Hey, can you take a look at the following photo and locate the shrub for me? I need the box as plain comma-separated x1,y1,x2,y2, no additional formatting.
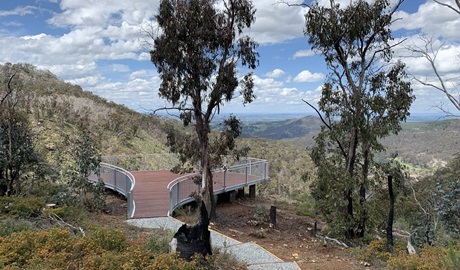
294,193,316,216
0,219,31,237
144,229,174,256
253,204,268,224
387,245,453,270
0,196,45,218
0,227,75,268
150,253,198,270
84,226,127,252
43,205,87,224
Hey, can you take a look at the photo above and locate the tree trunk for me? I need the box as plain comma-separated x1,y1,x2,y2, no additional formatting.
170,203,212,261
197,115,215,219
357,149,369,238
346,189,355,239
345,127,359,239
386,175,394,252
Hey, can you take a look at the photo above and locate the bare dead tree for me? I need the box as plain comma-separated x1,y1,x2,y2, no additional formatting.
433,0,460,15
405,36,460,114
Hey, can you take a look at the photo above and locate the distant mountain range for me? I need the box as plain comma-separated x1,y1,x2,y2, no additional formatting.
240,115,322,139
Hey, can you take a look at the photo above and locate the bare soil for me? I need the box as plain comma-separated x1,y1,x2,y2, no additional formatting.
206,196,372,270
99,193,374,270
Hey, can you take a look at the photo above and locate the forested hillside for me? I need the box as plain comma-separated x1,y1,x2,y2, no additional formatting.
241,115,460,177
2,62,460,269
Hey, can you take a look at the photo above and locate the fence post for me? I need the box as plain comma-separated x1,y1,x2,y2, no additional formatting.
113,169,117,191
245,166,248,185
223,169,227,191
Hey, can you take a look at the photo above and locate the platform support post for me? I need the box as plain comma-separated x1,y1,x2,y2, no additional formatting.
249,185,256,199
237,188,245,199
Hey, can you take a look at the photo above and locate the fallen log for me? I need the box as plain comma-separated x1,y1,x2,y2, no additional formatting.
170,203,212,261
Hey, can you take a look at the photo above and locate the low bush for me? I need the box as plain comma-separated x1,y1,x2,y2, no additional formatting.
387,244,460,270
0,219,31,237
43,205,87,224
0,196,45,218
0,225,247,270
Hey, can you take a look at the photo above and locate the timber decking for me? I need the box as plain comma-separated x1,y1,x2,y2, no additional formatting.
130,170,258,219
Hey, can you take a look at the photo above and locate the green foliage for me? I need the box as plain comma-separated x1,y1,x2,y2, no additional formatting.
294,193,316,217
240,138,315,196
0,196,45,218
0,226,245,270
150,0,259,216
43,205,87,224
305,0,414,239
253,204,268,223
0,219,31,237
433,155,460,237
0,66,43,196
65,123,106,212
144,230,174,256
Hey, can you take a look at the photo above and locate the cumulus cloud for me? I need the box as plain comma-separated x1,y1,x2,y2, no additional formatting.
245,0,308,44
265,69,285,78
393,1,460,40
294,70,325,83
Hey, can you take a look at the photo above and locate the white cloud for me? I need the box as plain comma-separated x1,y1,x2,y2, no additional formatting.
293,49,316,59
265,68,285,78
294,70,325,83
246,0,308,44
0,6,37,17
393,1,460,40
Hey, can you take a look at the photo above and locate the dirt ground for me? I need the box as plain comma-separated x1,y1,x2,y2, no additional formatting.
100,193,373,270
204,196,372,270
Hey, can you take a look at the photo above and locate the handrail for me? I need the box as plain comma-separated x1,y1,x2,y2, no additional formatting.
167,158,269,215
88,162,136,219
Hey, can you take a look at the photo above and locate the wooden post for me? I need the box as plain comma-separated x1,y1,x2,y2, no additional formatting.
249,185,256,199
270,205,276,227
237,188,245,199
229,190,237,202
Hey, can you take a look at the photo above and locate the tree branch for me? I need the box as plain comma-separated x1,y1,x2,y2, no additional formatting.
1,73,16,105
406,36,460,112
302,99,347,158
433,0,460,15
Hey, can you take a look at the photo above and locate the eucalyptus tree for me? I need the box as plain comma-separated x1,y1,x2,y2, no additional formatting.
304,0,415,239
0,64,38,196
150,0,258,217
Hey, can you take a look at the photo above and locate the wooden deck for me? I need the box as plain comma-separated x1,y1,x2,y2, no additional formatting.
131,170,176,218
130,170,259,219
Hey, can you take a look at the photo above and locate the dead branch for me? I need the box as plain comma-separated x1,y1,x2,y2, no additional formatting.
433,0,460,15
318,234,349,248
48,213,86,237
1,73,16,105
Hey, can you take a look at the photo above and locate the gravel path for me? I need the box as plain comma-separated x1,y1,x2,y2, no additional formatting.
128,217,300,270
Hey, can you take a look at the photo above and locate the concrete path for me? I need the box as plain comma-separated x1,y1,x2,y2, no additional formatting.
128,217,300,270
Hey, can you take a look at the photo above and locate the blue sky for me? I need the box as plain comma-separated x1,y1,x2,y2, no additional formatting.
0,0,459,115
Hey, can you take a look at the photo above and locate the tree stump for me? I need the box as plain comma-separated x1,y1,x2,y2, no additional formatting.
170,203,212,261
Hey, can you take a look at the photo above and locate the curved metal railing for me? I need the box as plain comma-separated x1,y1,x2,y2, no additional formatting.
88,162,136,219
167,158,269,216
